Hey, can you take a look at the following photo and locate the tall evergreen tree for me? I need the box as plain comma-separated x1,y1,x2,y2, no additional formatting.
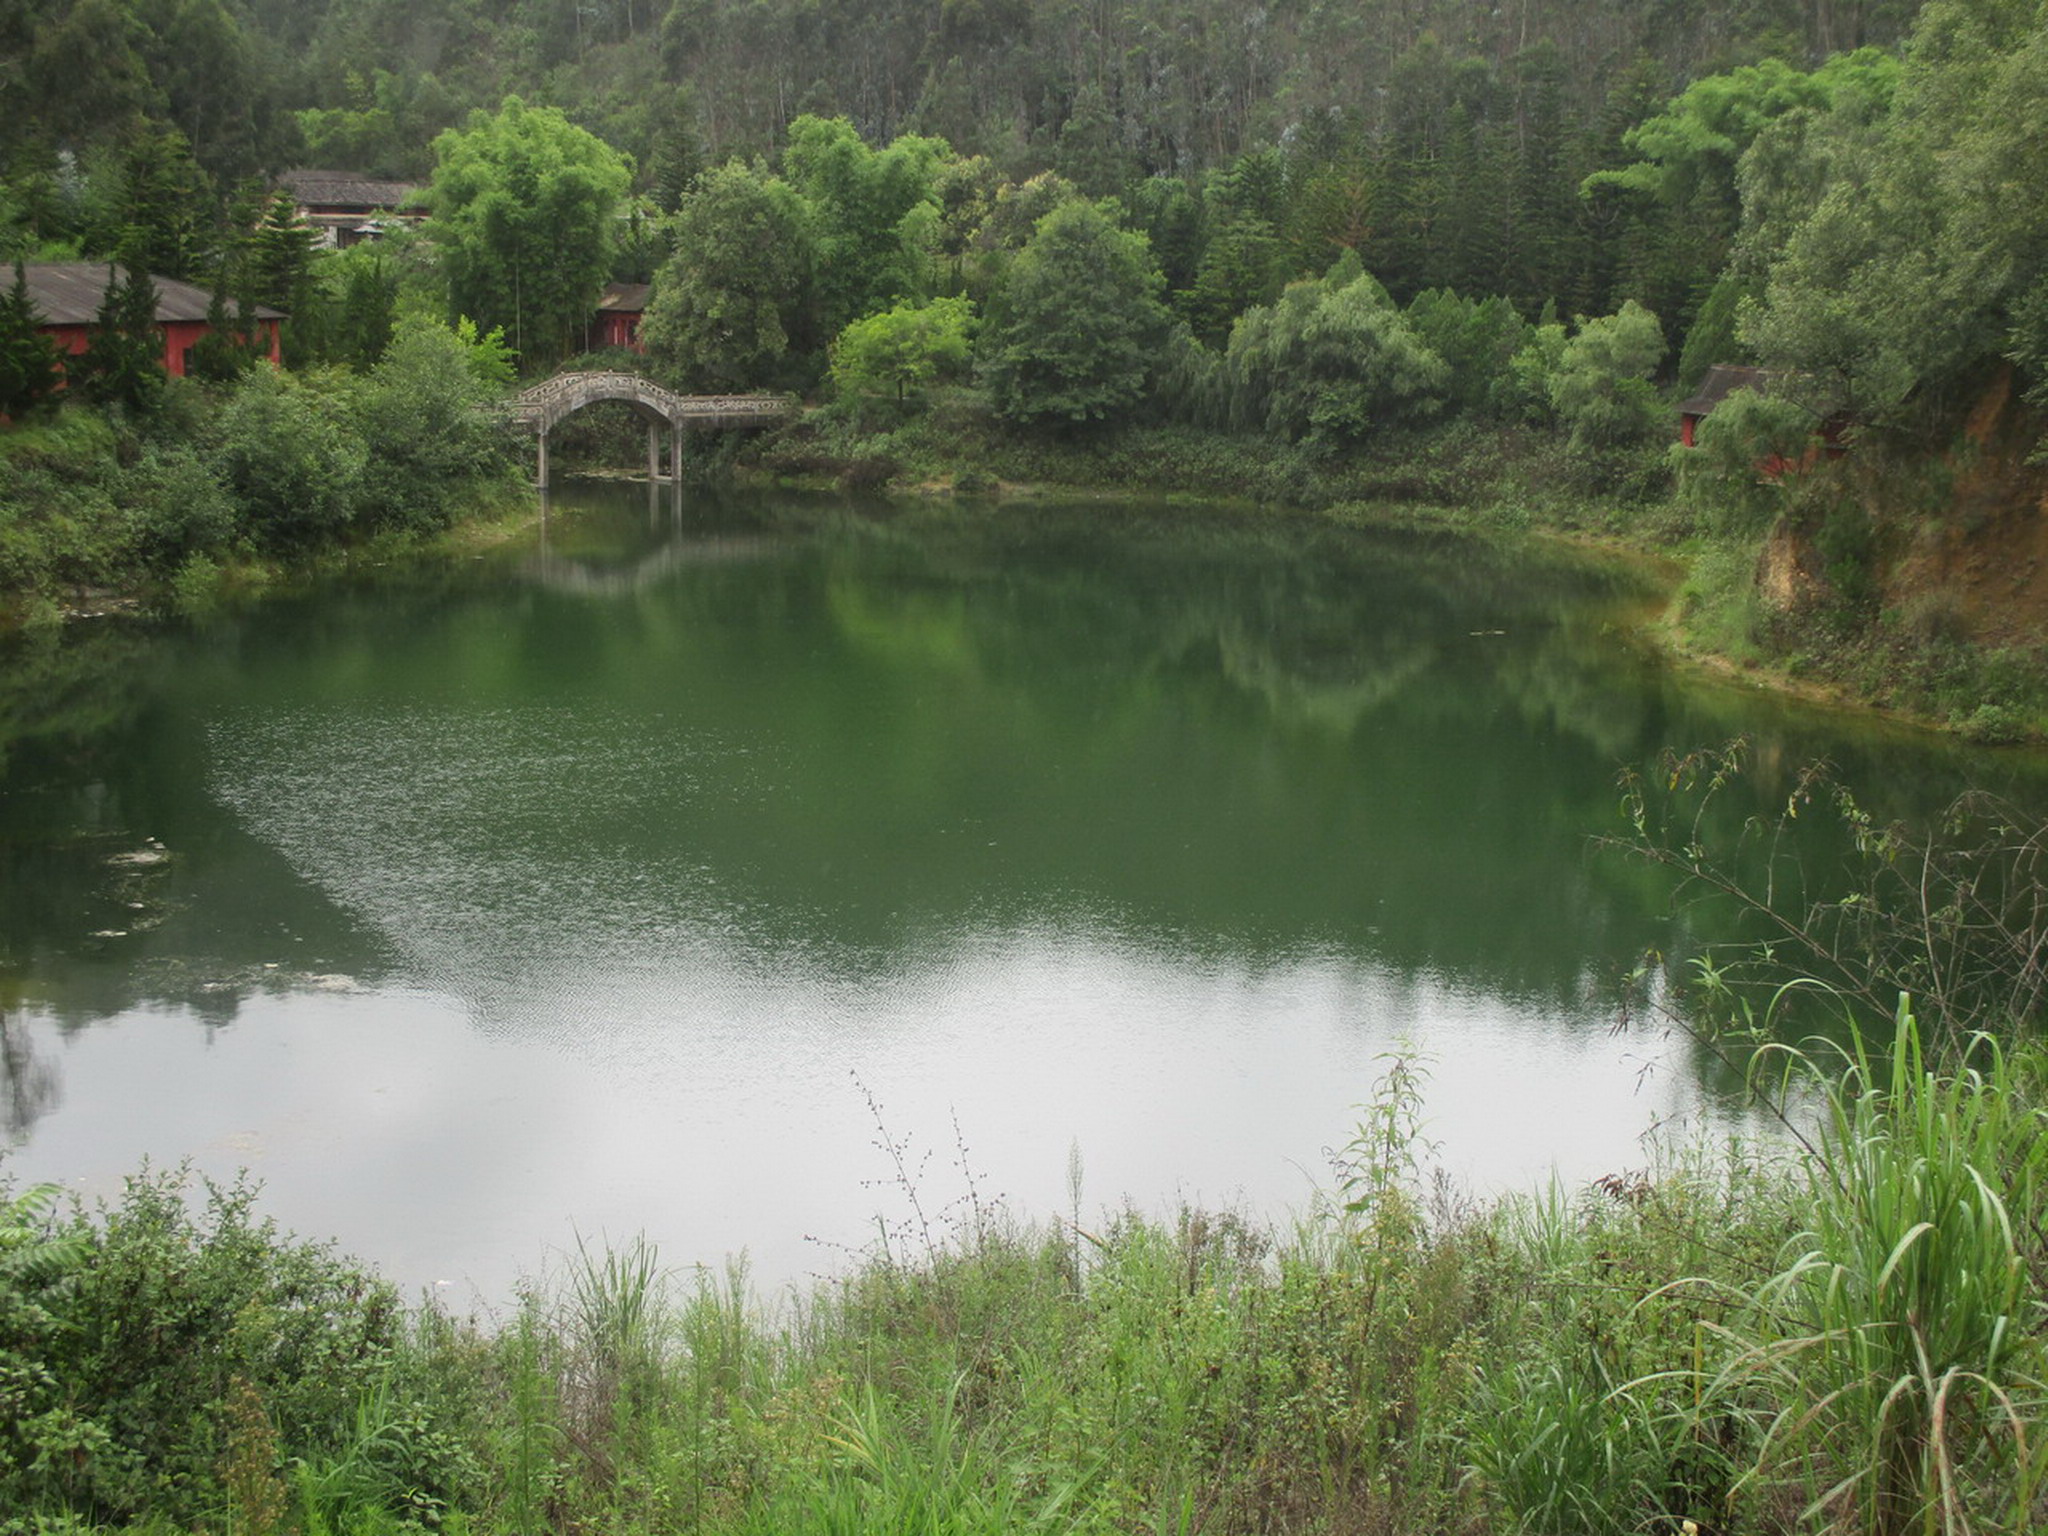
0,260,64,418
78,261,163,413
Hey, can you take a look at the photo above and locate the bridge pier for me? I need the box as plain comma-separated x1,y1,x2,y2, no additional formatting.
646,423,659,483
536,430,550,490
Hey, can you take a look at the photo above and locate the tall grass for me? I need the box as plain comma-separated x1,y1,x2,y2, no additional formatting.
1710,998,2047,1535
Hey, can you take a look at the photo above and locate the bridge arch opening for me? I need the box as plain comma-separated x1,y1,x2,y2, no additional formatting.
508,370,791,488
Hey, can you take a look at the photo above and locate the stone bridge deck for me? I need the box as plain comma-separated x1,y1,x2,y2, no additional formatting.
508,371,791,435
507,370,792,486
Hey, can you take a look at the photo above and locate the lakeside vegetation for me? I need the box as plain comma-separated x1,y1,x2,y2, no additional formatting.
6,752,2048,1535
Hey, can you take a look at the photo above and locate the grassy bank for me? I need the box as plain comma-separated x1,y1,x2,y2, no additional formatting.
2,996,2042,1536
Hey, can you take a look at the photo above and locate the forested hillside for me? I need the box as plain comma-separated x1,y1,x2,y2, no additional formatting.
3,0,1926,334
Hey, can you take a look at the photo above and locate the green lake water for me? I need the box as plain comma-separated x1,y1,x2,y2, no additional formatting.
3,482,2042,1299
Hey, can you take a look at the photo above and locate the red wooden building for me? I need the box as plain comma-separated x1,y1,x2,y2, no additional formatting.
590,282,650,352
23,262,284,378
1677,363,1771,448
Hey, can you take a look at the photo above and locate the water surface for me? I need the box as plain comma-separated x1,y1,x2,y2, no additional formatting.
3,485,2040,1299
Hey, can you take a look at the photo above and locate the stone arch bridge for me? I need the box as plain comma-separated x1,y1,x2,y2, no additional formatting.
508,370,792,487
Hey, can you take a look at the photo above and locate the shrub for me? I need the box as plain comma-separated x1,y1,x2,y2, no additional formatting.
353,320,514,534
117,444,238,574
1550,301,1668,451
209,367,366,553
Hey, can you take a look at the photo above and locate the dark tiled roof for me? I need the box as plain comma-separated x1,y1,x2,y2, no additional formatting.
20,262,283,326
1680,363,1772,418
598,281,651,314
278,169,422,211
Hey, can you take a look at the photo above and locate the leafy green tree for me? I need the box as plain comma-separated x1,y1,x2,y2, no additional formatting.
980,199,1168,427
1053,82,1133,199
0,261,64,418
1672,385,1816,533
210,367,365,551
830,296,975,401
1588,52,1898,216
1225,262,1448,443
1549,299,1667,449
77,262,163,415
248,191,318,316
641,159,813,390
354,319,514,533
185,267,258,383
425,96,631,364
647,85,705,213
1674,269,1754,389
1185,151,1288,341
323,246,401,371
1405,287,1529,420
1506,316,1570,425
1587,50,1901,343
85,130,210,282
781,116,950,338
117,444,238,573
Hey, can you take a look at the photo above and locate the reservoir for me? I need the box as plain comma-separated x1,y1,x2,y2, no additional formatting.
2,483,2039,1301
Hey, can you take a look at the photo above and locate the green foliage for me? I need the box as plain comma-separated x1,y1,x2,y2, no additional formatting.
1549,300,1667,451
1184,151,1288,341
1674,269,1752,388
643,160,814,391
209,367,366,552
0,261,64,419
1591,52,1900,210
1224,266,1448,444
3,1168,416,1528
353,318,515,534
1404,287,1528,421
426,96,632,365
115,443,237,573
0,1183,98,1517
1713,1002,2045,1536
77,263,163,417
328,247,401,372
981,201,1169,428
782,116,951,336
1741,178,1917,418
1736,1,2048,420
830,296,975,403
1672,385,1815,534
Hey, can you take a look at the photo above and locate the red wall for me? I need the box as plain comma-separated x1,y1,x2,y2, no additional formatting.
598,312,644,352
40,319,285,379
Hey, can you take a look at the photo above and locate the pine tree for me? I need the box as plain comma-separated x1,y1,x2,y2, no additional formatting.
79,262,164,414
0,261,64,419
188,263,256,382
248,191,318,314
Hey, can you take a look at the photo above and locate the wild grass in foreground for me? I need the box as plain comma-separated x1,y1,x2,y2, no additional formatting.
3,994,2045,1536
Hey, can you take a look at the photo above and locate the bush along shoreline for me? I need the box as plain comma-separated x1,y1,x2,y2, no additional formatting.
0,319,526,627
5,754,2048,1536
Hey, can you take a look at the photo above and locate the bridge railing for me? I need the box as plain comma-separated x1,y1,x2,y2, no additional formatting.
507,370,792,428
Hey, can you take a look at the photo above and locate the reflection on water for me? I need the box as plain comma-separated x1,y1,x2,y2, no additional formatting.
2,484,2045,1299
